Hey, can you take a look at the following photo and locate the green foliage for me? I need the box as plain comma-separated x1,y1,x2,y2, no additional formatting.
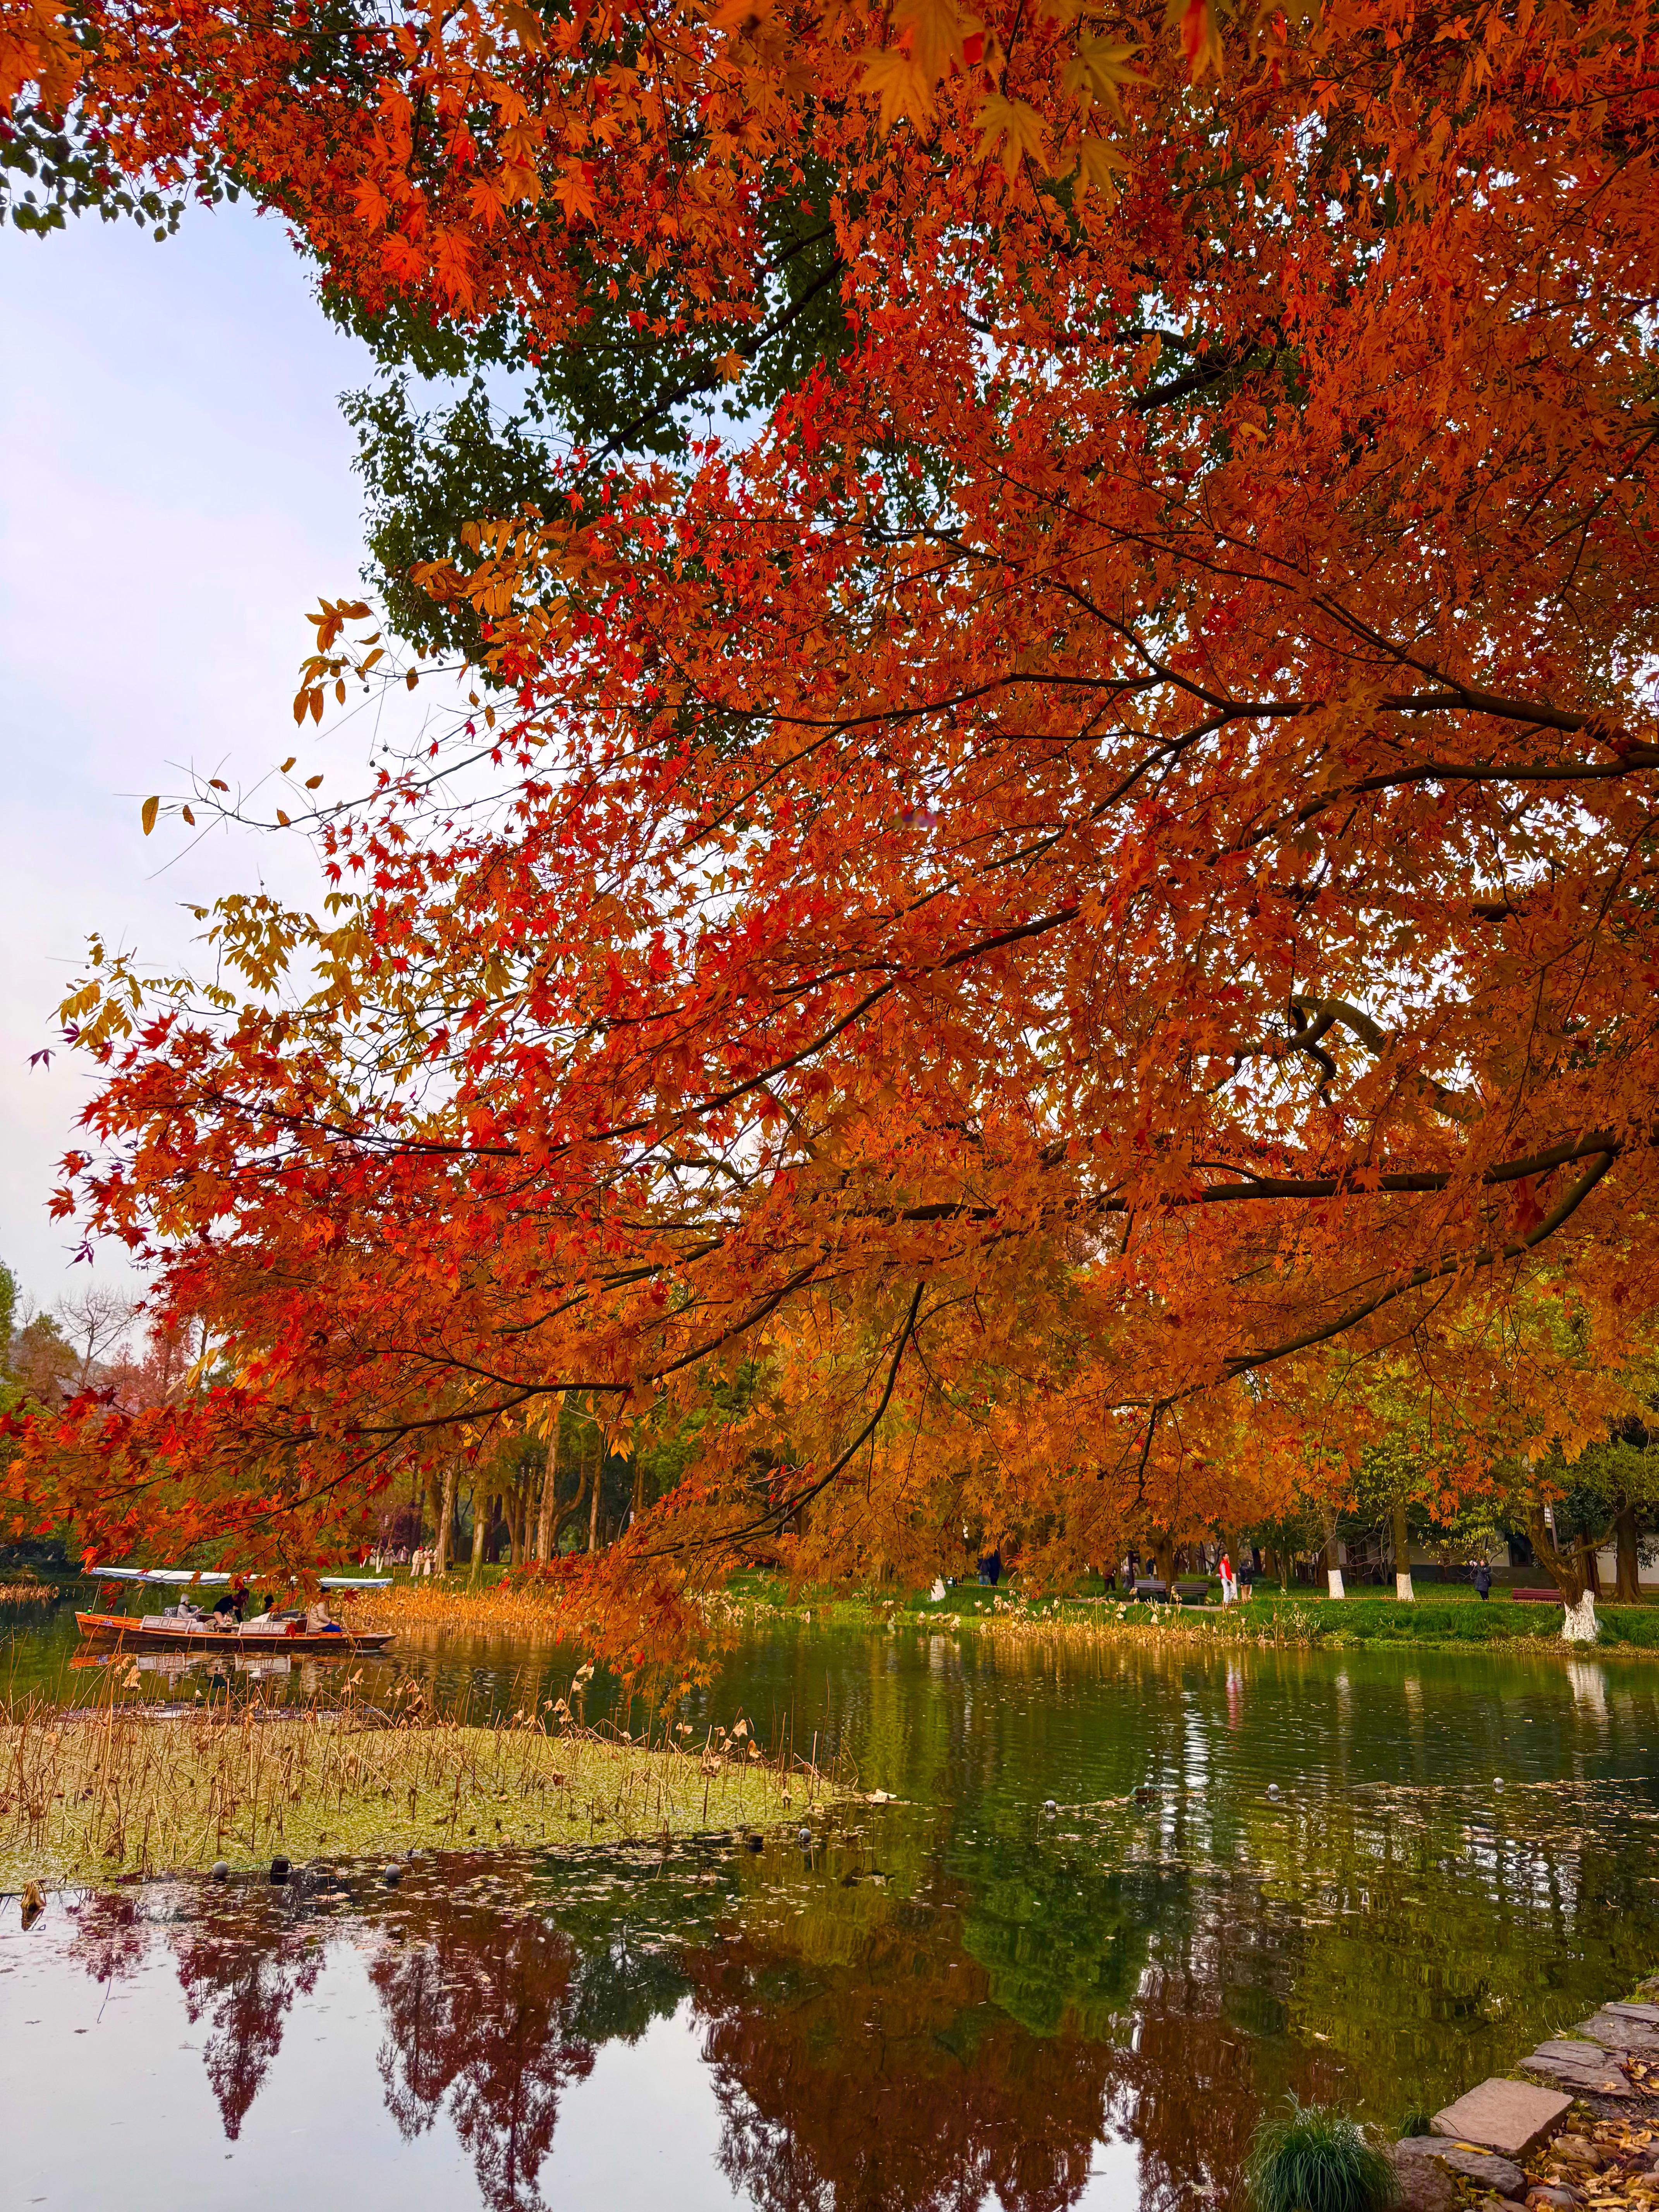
1,97,194,237
330,161,850,658
1246,2100,1398,2212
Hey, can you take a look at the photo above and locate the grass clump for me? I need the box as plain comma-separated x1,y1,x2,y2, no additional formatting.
1247,2099,1398,2212
1,1695,836,1887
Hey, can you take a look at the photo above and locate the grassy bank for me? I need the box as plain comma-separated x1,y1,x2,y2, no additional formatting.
43,1560,1659,1660
723,1573,1659,1654
0,1703,833,1887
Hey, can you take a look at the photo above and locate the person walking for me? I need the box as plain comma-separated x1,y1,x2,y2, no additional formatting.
1219,1550,1235,1605
1474,1561,1492,1601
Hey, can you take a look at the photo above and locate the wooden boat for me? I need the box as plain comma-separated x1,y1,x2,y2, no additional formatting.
76,1611,395,1655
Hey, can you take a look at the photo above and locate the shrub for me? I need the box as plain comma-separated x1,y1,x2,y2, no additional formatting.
1247,2099,1399,2212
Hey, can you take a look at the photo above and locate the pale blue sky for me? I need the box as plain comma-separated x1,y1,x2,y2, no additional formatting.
1,203,382,1308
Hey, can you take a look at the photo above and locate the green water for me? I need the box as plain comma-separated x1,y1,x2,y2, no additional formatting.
4,1605,1659,2212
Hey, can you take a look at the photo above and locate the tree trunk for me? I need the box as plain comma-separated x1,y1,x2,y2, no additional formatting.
630,1455,644,1531
469,1485,487,1584
1391,1497,1414,1601
435,1464,459,1577
1324,1521,1345,1599
588,1430,604,1553
1587,1534,1605,1596
1523,1501,1589,1604
534,1401,564,1562
551,1460,588,1556
1615,1497,1642,1605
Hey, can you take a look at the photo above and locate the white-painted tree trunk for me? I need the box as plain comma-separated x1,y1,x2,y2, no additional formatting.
1562,1590,1599,1643
1327,1568,1346,1599
1395,1571,1415,1601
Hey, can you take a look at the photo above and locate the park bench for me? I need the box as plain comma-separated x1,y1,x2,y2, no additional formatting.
1511,1588,1565,1603
1132,1578,1168,1601
1174,1581,1212,1605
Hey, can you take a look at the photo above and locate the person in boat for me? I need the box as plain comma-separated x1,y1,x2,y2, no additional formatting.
210,1585,247,1627
302,1599,344,1635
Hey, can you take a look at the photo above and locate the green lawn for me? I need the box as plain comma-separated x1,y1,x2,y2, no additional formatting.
723,1569,1659,1650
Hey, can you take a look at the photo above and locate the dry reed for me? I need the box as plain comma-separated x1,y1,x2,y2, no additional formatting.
352,1580,583,1642
1,1690,832,1888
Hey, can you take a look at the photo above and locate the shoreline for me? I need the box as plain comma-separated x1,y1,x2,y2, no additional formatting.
13,1568,1659,1662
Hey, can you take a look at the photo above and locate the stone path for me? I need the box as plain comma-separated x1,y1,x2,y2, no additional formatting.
1389,1990,1659,2212
1521,2004,1659,2102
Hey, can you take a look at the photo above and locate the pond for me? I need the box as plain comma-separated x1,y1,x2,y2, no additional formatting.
5,1604,1659,2212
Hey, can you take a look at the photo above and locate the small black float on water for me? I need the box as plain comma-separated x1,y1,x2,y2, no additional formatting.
268,1855,291,1883
210,1861,230,1882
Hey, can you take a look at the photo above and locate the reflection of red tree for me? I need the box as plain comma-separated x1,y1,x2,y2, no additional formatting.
172,1898,322,2140
1123,1971,1262,2212
370,1877,592,2212
688,1925,1113,2212
66,1891,151,1988
1117,1924,1342,2212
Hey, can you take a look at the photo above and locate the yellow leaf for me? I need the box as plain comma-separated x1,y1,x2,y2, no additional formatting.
893,0,974,80
141,796,159,838
276,809,291,827
310,692,324,725
1062,36,1147,121
718,350,747,383
1072,133,1131,197
180,804,196,826
975,94,1047,180
406,670,420,691
334,679,347,706
208,777,228,791
280,756,297,774
304,774,325,790
711,0,775,29
501,0,547,50
292,692,309,725
860,46,934,130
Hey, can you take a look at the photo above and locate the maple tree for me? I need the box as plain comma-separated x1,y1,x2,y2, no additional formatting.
5,0,1659,1641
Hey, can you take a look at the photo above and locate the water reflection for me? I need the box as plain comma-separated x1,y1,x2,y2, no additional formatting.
7,1630,1659,2212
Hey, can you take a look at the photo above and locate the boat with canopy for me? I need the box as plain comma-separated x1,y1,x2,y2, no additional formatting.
74,1565,397,1654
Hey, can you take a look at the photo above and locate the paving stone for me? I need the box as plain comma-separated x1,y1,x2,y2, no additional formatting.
1577,2013,1659,2056
1394,2137,1527,2195
1602,2004,1659,2028
1525,2043,1634,2098
1432,2080,1576,2158
1392,2151,1458,2212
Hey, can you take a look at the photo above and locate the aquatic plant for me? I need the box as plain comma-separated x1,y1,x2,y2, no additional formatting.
0,1684,836,1887
1246,2099,1398,2212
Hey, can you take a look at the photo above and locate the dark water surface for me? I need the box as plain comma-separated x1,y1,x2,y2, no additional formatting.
5,1604,1659,2212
